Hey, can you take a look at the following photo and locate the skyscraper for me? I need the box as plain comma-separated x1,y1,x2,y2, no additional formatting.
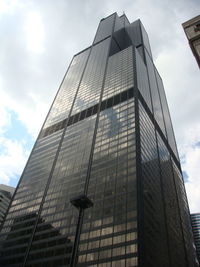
0,13,198,266
0,184,15,227
191,213,200,261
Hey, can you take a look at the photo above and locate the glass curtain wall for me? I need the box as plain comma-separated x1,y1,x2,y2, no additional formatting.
0,12,197,267
78,100,137,267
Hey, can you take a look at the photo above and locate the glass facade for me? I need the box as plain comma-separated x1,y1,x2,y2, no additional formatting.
44,48,91,129
0,12,198,267
72,38,111,115
191,213,200,262
103,46,134,101
78,100,137,266
139,103,169,267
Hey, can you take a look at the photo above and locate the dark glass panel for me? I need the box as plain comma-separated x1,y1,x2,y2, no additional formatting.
191,213,200,262
140,23,152,58
125,20,142,48
171,160,198,265
155,68,179,159
109,38,121,56
0,130,62,266
136,45,145,61
119,14,130,27
94,14,115,44
114,15,124,32
103,46,134,100
145,50,166,137
112,28,132,54
139,102,170,266
135,49,152,112
157,132,187,266
72,38,111,115
27,115,97,266
44,48,90,129
78,99,137,266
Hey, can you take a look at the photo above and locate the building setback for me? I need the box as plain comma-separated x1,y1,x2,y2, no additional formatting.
191,213,200,262
0,13,198,266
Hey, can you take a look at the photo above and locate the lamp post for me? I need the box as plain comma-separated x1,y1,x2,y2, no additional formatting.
70,194,93,267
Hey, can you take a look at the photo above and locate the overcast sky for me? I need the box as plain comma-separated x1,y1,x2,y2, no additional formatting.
0,0,199,213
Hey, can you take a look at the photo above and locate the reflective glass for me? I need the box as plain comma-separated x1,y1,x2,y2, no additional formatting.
103,46,134,100
78,99,137,266
139,102,170,266
0,13,196,267
140,23,152,58
44,48,90,128
135,48,152,111
145,50,166,137
157,132,186,266
125,20,142,48
94,14,115,43
114,14,124,31
26,115,97,266
155,68,178,159
0,130,62,265
171,160,198,265
72,38,111,115
119,14,130,27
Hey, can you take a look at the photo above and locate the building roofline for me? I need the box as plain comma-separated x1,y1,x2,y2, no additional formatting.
182,14,200,28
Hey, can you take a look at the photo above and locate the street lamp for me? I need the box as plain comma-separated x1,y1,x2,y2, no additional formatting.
70,194,93,267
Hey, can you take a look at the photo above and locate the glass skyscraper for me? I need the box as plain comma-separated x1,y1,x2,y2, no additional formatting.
0,13,198,267
191,213,200,262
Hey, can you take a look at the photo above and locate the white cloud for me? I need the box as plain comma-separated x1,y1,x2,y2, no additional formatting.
0,106,11,135
24,11,44,53
7,90,49,138
0,86,48,138
178,124,200,157
178,124,200,213
0,83,12,134
0,137,29,185
0,0,19,15
184,146,200,213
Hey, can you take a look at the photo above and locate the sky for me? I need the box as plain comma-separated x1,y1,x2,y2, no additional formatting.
0,0,200,213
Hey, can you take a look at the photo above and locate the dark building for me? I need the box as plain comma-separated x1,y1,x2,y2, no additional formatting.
182,15,200,68
0,212,73,265
191,213,200,261
0,13,198,266
0,184,15,227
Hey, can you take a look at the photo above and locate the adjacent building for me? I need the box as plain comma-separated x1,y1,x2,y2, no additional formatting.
191,213,200,261
0,13,198,266
182,15,200,68
0,184,15,227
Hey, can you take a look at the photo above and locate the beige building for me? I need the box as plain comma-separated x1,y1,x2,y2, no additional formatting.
183,15,200,68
